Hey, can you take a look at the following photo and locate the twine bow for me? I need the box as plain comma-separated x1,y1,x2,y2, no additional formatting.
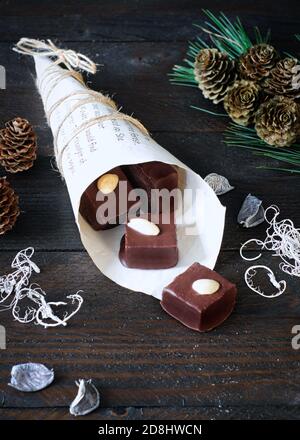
13,37,149,175
13,38,97,74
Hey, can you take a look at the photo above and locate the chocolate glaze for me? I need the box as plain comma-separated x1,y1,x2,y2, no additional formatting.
122,162,178,212
79,167,137,230
161,263,237,332
119,214,178,269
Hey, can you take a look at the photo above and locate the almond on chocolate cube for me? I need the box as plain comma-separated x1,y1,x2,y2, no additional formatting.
119,214,178,269
161,263,237,332
79,167,137,230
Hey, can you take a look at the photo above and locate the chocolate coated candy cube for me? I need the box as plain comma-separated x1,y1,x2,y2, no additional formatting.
161,263,237,331
123,161,178,212
79,167,136,230
119,215,178,269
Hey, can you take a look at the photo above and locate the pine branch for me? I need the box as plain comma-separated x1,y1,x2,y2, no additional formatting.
170,10,270,87
198,10,253,58
169,36,206,87
169,64,198,88
224,123,300,173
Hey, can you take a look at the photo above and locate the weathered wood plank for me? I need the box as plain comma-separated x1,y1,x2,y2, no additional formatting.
0,158,82,251
1,39,299,257
1,0,300,421
0,0,299,43
1,405,300,420
1,41,229,134
0,154,299,251
0,251,299,409
1,36,299,134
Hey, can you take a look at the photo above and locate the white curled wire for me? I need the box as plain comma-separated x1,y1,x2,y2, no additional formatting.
240,205,300,297
0,248,83,328
240,205,300,272
0,247,39,307
263,205,300,277
35,291,84,329
240,238,264,261
245,265,286,298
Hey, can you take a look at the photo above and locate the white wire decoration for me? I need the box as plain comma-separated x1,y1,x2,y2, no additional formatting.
244,265,286,298
0,247,83,328
240,205,300,298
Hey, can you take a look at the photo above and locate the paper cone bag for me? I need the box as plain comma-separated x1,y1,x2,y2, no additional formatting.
15,40,225,300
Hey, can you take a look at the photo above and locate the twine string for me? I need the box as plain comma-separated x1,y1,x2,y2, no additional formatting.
13,38,97,74
13,38,149,174
46,90,117,123
55,112,149,171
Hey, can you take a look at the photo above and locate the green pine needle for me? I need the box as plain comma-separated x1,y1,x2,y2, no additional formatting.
170,10,271,87
198,9,253,58
254,26,271,44
169,36,207,87
191,105,228,116
225,123,300,173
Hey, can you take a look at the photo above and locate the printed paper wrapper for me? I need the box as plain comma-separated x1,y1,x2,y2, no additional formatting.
34,57,226,300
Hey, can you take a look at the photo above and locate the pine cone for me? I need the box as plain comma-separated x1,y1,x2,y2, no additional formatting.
0,118,37,173
0,177,20,235
194,48,237,104
239,44,278,82
255,96,300,147
264,57,300,99
224,80,262,126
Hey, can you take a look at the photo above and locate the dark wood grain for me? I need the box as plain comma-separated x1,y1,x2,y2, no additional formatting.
0,0,300,421
0,252,299,413
3,34,300,133
1,41,241,134
0,0,299,43
1,405,300,420
1,156,300,251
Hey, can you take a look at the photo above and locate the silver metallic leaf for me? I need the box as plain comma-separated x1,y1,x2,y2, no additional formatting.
238,194,265,228
70,379,100,417
9,363,54,392
204,173,234,196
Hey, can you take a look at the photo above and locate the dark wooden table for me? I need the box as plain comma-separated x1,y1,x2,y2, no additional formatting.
0,0,300,421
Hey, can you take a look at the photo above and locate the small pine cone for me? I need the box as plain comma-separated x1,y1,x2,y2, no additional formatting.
264,57,300,99
0,118,37,173
224,80,262,126
194,48,237,104
255,96,300,147
0,177,20,235
239,44,278,82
